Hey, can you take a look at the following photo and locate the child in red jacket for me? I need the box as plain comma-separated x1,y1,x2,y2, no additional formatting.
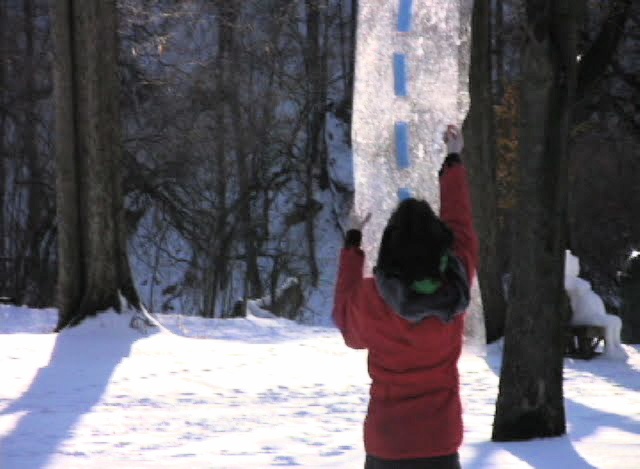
333,125,479,469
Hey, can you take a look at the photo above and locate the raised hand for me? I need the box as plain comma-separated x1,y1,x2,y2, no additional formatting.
347,211,372,232
443,124,463,155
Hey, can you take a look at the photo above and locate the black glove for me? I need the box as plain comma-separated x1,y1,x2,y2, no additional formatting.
439,153,462,177
345,229,362,248
342,212,371,248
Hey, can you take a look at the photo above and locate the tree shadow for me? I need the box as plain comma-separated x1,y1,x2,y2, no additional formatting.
488,342,640,394
565,398,640,441
465,434,598,469
487,343,639,396
466,344,640,468
0,325,137,468
564,344,640,394
466,398,640,468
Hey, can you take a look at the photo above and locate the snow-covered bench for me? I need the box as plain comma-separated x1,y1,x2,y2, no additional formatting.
564,250,626,360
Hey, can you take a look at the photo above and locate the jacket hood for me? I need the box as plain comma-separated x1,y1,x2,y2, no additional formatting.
374,254,470,324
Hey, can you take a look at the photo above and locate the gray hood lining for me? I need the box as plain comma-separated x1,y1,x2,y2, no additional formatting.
374,255,470,324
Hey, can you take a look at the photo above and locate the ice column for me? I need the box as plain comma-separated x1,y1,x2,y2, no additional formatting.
352,0,472,272
352,1,484,346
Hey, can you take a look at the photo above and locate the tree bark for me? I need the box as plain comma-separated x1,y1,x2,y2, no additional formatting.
0,0,7,283
493,0,504,99
465,0,507,343
492,0,578,441
572,0,632,125
342,0,358,141
576,0,632,101
203,1,234,317
302,0,327,287
620,255,640,343
18,0,48,306
221,3,263,299
54,0,140,330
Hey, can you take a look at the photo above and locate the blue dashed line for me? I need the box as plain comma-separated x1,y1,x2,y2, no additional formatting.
393,53,408,97
398,188,413,200
398,0,414,32
395,122,410,169
396,1,413,200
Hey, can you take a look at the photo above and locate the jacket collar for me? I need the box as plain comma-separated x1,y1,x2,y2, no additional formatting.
374,255,470,324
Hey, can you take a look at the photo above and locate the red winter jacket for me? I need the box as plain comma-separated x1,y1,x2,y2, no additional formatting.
332,163,479,459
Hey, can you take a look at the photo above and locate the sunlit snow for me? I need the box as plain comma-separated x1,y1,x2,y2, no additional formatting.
1,306,638,468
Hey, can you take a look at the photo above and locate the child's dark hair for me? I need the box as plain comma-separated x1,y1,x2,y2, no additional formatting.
376,198,454,284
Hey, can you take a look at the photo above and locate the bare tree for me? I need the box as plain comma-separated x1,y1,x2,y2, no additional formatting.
465,0,507,344
492,0,580,441
0,1,8,299
53,0,140,330
0,0,55,306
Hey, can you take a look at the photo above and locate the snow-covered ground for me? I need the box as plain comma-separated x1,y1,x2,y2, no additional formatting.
1,306,638,468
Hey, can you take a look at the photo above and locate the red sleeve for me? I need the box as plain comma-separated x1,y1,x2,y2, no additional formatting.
440,164,479,284
332,247,368,349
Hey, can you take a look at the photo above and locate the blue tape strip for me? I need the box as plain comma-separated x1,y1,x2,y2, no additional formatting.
395,121,410,169
398,188,413,200
393,53,408,97
398,0,413,32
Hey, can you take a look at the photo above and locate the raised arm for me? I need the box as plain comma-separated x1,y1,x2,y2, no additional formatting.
333,246,367,349
332,217,371,349
439,125,479,283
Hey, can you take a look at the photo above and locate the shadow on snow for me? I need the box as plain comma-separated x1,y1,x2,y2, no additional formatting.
0,324,138,468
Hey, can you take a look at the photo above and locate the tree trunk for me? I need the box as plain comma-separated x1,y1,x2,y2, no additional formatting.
492,0,578,441
220,3,262,299
493,0,504,99
201,3,232,318
620,255,640,343
465,0,507,343
575,0,632,104
305,0,329,191
53,0,140,330
17,0,48,306
346,0,358,134
0,0,7,284
302,0,327,287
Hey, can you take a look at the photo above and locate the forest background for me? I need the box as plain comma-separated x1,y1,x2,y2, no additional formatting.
1,0,638,340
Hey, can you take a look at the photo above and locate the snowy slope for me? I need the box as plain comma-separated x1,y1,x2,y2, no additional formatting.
1,306,639,468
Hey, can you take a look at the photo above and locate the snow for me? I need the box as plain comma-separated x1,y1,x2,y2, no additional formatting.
1,305,639,468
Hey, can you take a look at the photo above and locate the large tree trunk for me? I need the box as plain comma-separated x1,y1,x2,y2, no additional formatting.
492,0,578,441
465,0,507,343
54,0,140,331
